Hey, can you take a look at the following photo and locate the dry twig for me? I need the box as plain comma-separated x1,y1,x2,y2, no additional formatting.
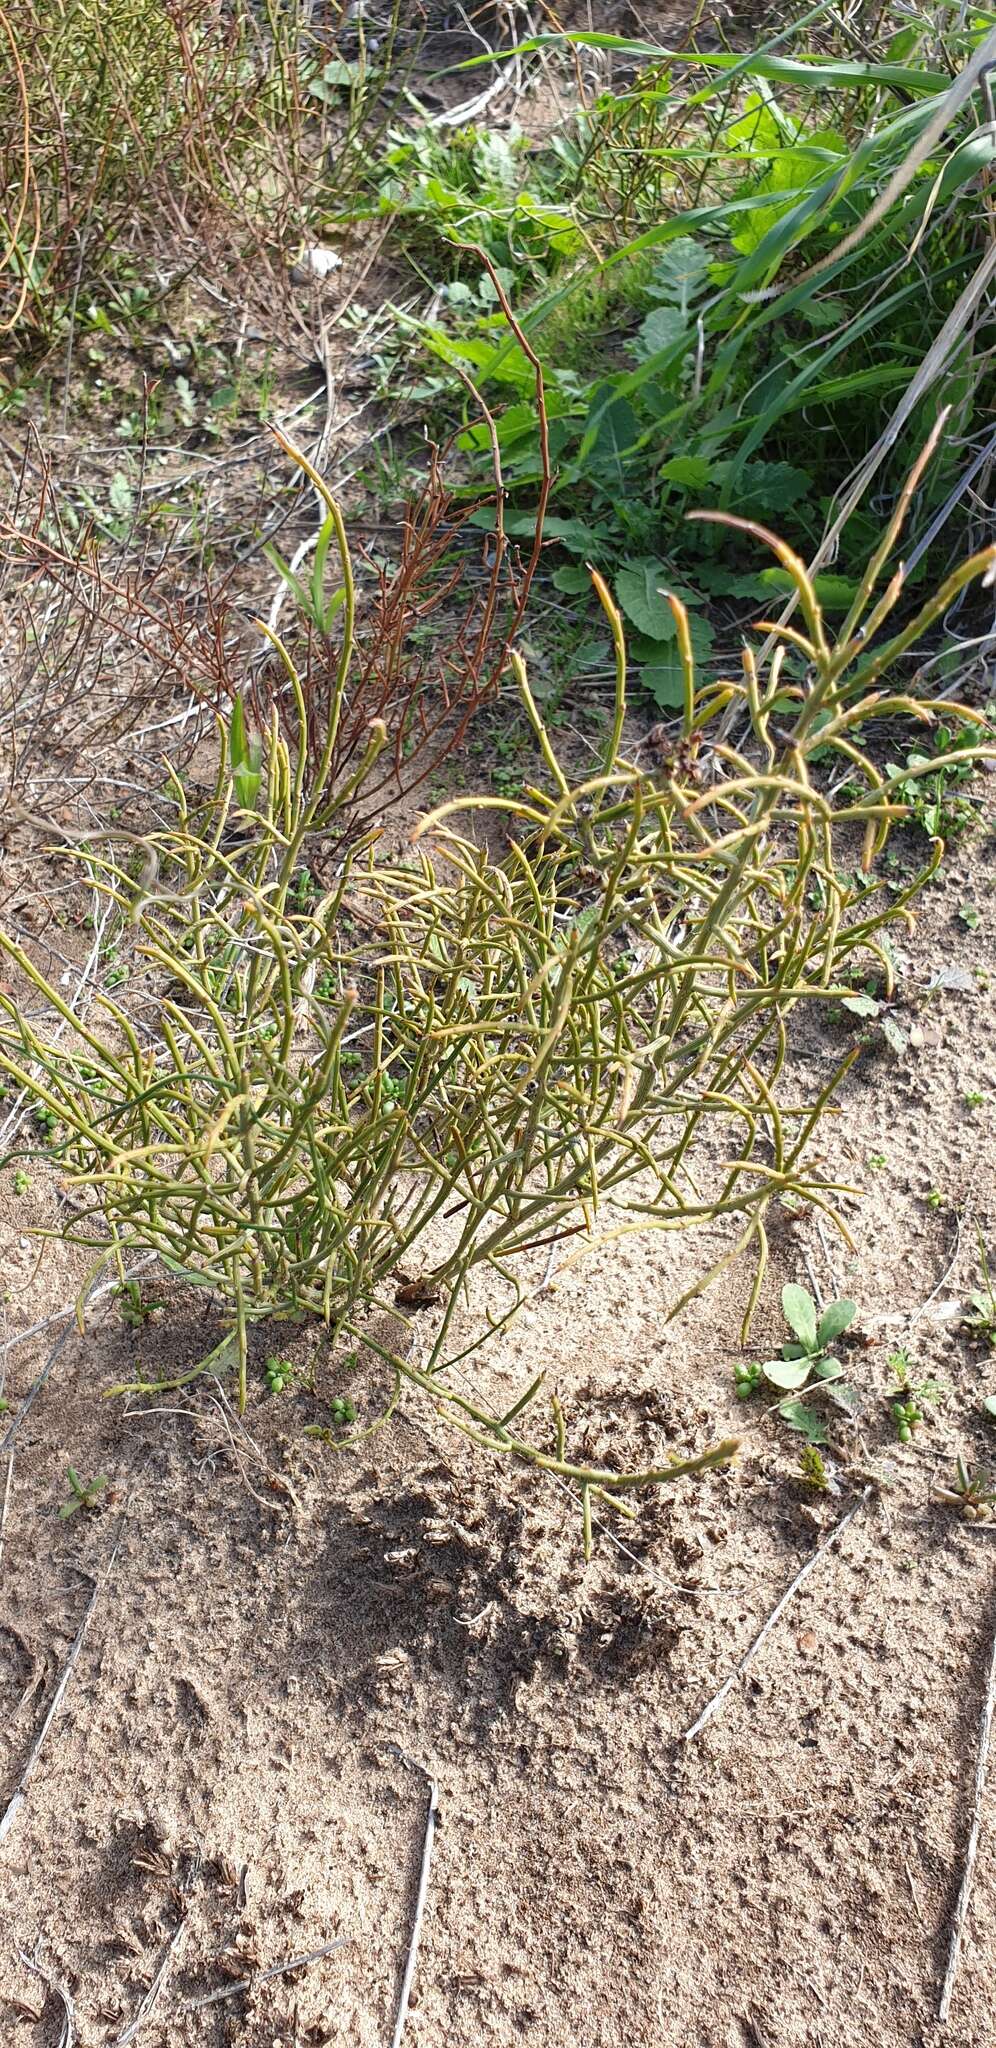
0,1558,112,1847
177,1937,347,2014
389,1745,439,2048
682,1488,874,1741
14,1942,75,2047
938,1595,996,2023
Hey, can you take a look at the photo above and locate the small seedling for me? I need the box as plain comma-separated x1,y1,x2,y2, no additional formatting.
799,1443,829,1490
964,1091,985,1110
958,903,980,932
289,866,317,911
760,1283,857,1395
936,1454,996,1522
115,1280,164,1328
742,1284,859,1441
329,1396,357,1430
926,1188,946,1210
887,1348,944,1440
12,1169,29,1195
34,1105,59,1140
866,1152,888,1170
963,1235,996,1349
59,1467,108,1518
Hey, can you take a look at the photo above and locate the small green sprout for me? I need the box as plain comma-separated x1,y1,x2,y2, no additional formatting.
926,1188,946,1210
963,1234,996,1349
866,1152,888,1170
760,1283,856,1394
964,1090,985,1110
59,1468,108,1518
115,1280,164,1328
936,1455,996,1523
958,903,980,932
887,1348,944,1440
289,866,317,911
34,1105,59,1140
329,1396,356,1429
799,1443,829,1490
12,1169,29,1195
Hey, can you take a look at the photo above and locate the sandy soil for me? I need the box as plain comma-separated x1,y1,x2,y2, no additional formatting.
2,7,996,2042
0,795,994,2048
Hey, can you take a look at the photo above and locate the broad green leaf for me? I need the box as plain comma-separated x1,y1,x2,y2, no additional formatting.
764,1356,812,1391
636,610,715,708
759,569,860,611
782,1283,818,1350
475,130,519,194
639,659,684,709
660,455,715,493
615,559,679,640
880,1015,909,1058
631,305,688,363
841,993,880,1019
817,1298,857,1348
585,394,639,484
812,1356,843,1381
552,564,592,594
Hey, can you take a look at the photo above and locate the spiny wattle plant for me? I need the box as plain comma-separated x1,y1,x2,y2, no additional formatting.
0,442,991,1551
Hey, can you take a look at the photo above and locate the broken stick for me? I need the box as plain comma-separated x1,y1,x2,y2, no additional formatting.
938,1594,996,2023
682,1486,873,1742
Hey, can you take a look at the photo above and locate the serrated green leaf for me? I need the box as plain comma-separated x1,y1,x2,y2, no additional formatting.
777,1400,828,1443
842,993,880,1019
647,237,711,315
817,1298,857,1348
631,305,687,363
660,455,715,492
782,1283,818,1350
109,472,133,519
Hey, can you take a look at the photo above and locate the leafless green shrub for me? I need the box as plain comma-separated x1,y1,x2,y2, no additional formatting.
0,443,991,1546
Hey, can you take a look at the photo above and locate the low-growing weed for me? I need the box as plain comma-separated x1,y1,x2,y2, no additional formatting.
115,1280,164,1329
396,15,996,702
936,1455,996,1522
887,1348,945,1441
736,1283,859,1443
59,1467,108,1518
964,1235,996,1349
